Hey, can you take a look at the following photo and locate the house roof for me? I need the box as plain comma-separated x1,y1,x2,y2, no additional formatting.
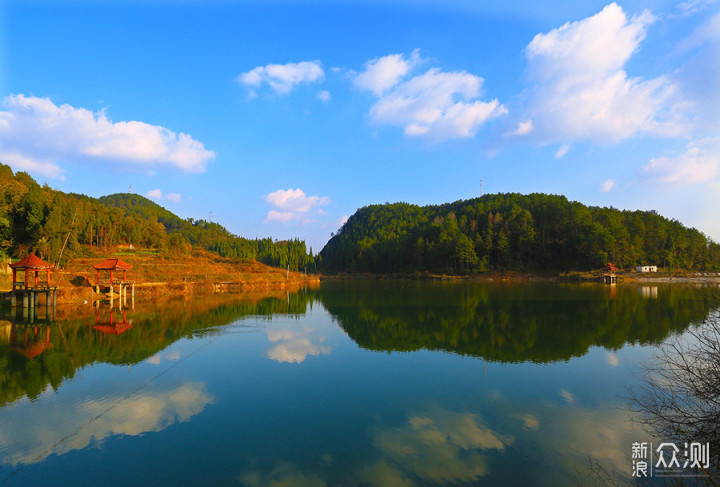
93,258,132,271
9,253,53,270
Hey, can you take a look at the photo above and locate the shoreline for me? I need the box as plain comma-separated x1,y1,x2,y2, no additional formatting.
319,271,720,284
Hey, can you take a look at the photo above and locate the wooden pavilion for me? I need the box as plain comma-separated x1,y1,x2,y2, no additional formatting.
603,262,618,284
10,325,53,360
94,309,132,335
93,258,134,301
9,253,57,308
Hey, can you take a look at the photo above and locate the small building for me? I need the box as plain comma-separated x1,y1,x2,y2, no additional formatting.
603,262,618,284
93,258,132,286
636,265,658,273
10,325,53,360
94,309,132,335
8,253,57,308
9,253,53,290
93,258,135,303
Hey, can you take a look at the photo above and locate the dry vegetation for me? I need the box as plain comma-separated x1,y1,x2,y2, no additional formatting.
1,246,319,303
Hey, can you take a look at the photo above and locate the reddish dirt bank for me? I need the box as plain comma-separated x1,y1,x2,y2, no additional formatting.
2,247,319,304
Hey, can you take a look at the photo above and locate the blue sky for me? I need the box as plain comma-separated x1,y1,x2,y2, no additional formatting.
1,0,718,252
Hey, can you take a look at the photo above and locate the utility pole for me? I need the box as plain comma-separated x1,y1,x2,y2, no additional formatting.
480,178,484,197
209,212,213,223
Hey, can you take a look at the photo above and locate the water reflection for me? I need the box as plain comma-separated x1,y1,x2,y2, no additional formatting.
265,327,331,363
364,409,512,485
0,289,319,408
631,309,720,483
0,282,718,486
0,382,213,467
320,281,720,363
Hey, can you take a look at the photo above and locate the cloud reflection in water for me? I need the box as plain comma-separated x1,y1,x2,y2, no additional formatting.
0,382,213,466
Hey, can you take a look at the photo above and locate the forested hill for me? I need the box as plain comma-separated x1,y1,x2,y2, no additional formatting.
319,193,720,274
0,164,315,270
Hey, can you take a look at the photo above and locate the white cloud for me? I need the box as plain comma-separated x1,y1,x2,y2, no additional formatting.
0,151,64,179
364,410,512,485
507,119,534,136
601,178,615,192
642,137,720,185
555,143,570,158
264,210,295,223
677,0,715,16
0,383,213,466
522,414,540,430
560,388,575,404
0,94,214,178
237,61,324,95
366,64,507,141
606,352,619,366
265,328,330,363
339,215,349,227
239,462,326,487
353,50,420,95
146,189,182,202
673,13,720,132
263,188,330,223
521,3,684,143
316,90,331,103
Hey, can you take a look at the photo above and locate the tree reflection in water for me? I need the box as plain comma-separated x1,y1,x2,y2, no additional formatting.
631,307,720,486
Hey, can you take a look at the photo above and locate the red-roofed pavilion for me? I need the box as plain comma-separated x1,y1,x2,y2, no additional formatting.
603,262,618,284
94,309,132,335
93,258,135,305
9,253,53,290
11,326,53,360
93,258,132,286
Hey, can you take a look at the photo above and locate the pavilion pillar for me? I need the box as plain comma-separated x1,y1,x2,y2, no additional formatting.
12,268,16,290
96,270,100,286
35,271,39,287
110,269,114,285
24,269,29,288
47,270,50,287
22,291,28,308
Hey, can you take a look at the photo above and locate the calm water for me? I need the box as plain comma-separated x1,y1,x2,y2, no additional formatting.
0,281,718,486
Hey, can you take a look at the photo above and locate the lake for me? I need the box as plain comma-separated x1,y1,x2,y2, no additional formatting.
0,281,718,486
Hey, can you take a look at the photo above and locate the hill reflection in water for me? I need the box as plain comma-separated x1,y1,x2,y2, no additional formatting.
320,281,720,363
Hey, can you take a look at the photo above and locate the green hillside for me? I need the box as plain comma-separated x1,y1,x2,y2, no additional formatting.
0,164,315,270
319,193,720,274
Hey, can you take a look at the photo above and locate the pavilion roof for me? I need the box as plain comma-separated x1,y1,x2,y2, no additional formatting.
12,341,53,360
9,253,54,270
94,322,132,335
93,258,132,271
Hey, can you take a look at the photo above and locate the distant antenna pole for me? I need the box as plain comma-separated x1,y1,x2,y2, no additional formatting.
480,178,484,197
128,185,132,194
209,211,213,223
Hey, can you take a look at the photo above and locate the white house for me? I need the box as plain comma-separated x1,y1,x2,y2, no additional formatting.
636,265,658,273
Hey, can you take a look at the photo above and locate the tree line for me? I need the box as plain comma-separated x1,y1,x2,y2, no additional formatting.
0,164,315,270
319,193,720,273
